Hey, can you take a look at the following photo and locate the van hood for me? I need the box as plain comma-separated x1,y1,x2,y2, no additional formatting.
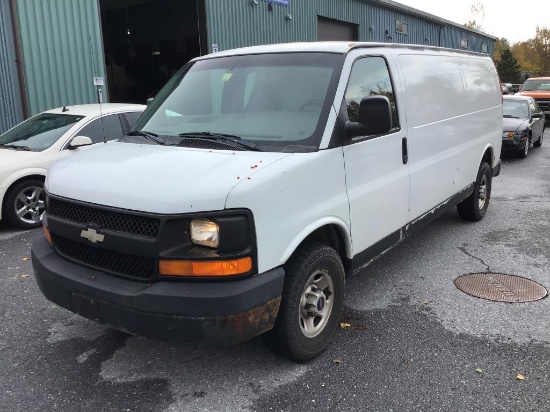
46,142,291,214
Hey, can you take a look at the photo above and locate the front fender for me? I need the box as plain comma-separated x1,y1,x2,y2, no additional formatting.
279,217,352,266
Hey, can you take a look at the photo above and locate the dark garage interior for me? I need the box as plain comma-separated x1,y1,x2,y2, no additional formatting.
99,0,205,104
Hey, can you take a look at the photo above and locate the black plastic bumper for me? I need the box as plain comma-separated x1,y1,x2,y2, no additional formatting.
501,138,524,152
32,237,284,344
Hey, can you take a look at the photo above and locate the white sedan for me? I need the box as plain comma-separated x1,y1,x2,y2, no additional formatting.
0,103,145,229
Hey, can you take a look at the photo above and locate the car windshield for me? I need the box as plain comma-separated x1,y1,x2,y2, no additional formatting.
503,100,529,119
0,113,83,151
520,80,550,92
133,53,343,152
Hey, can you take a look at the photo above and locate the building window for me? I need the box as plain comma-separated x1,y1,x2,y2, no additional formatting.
461,39,469,49
481,44,488,53
396,20,408,35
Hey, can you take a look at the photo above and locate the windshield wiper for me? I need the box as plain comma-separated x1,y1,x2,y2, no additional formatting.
177,132,262,152
127,130,175,146
0,144,32,151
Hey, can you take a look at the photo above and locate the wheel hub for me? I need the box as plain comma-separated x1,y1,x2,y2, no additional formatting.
299,269,335,338
15,186,45,224
304,286,326,316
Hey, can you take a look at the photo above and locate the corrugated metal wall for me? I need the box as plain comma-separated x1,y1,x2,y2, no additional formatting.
0,1,24,134
205,0,494,55
15,0,107,116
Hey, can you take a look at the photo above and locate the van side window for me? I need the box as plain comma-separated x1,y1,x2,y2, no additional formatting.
345,57,399,131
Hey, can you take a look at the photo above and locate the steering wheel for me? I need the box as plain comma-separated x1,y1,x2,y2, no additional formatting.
298,100,324,111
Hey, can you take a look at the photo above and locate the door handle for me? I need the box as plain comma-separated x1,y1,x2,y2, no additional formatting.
402,137,408,165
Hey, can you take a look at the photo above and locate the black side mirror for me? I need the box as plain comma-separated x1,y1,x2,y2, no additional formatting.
346,96,393,138
532,113,543,119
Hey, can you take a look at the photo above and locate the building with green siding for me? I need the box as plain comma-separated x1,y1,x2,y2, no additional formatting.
0,0,496,134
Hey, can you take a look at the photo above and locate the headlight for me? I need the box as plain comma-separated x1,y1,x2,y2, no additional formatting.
503,131,514,138
190,219,219,248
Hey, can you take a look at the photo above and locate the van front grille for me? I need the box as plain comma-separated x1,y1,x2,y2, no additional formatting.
48,198,160,238
51,234,156,281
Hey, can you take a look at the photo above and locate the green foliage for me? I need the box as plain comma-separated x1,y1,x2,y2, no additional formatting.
496,48,521,83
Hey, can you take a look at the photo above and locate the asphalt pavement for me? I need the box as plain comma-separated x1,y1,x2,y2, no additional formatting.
1,131,549,411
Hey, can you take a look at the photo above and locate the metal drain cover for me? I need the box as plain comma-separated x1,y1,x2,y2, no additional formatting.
454,273,547,303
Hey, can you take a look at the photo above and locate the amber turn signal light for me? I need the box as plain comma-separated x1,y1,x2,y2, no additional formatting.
159,257,252,277
43,225,52,245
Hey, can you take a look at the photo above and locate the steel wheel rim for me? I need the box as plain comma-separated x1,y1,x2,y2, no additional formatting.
478,174,488,210
299,269,335,338
525,141,529,155
14,185,45,225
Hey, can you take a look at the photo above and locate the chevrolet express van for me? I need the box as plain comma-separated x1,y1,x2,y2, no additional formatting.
32,42,502,362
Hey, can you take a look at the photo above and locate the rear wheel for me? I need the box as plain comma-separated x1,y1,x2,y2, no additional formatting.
262,242,345,362
4,179,45,229
457,161,492,222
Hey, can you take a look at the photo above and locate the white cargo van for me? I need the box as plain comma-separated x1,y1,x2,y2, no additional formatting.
32,42,502,362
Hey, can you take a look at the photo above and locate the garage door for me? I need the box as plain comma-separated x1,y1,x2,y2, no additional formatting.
317,16,358,41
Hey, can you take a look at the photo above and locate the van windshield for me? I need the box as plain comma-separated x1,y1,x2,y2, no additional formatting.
133,53,343,152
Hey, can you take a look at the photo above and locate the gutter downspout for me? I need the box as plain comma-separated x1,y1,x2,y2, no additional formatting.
9,0,29,119
438,24,445,47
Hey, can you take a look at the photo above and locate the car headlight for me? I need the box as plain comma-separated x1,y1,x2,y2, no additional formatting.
503,131,514,138
190,219,219,248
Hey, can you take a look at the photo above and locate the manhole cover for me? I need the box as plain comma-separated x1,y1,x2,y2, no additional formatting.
454,273,547,303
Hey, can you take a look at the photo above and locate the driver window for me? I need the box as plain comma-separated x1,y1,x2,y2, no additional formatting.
345,56,399,131
77,114,124,144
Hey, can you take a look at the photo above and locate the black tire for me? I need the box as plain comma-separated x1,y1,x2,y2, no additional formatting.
262,242,345,362
457,161,492,222
516,137,530,158
3,179,45,229
534,129,544,148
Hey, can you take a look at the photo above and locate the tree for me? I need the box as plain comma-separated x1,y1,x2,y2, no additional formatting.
530,26,550,75
465,2,485,31
493,38,510,63
512,41,540,78
496,48,521,83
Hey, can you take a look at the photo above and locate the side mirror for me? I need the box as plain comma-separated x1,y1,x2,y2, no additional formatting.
532,113,543,119
69,135,93,149
146,97,154,105
346,96,393,138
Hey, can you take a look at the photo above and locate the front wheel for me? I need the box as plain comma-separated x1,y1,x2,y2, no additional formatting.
516,137,530,158
457,161,492,222
262,242,345,362
4,179,45,229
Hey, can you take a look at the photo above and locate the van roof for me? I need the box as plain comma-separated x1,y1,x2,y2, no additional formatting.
197,42,489,60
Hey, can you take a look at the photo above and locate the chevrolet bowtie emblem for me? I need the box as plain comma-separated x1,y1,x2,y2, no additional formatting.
80,228,105,244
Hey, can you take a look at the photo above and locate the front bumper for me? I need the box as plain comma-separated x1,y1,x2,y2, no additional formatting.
501,136,526,151
32,237,284,344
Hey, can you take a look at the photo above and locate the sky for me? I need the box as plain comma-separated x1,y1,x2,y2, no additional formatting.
396,0,549,44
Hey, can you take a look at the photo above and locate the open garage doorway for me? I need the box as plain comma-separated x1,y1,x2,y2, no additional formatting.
99,0,207,104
